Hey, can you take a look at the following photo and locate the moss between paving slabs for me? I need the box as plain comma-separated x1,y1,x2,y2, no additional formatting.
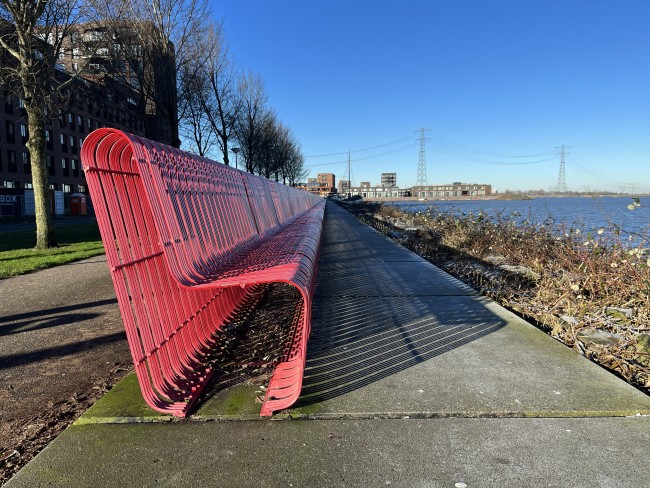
76,373,265,424
192,385,262,419
285,399,325,417
75,373,172,424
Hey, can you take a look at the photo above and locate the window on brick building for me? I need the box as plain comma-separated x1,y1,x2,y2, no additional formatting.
5,121,14,143
7,150,16,172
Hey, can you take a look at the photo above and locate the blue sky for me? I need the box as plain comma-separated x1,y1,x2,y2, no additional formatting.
213,1,650,192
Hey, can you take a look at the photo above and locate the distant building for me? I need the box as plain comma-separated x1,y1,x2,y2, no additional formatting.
317,173,335,189
305,173,336,196
381,173,397,187
411,183,492,198
349,176,408,199
350,185,401,199
337,179,351,195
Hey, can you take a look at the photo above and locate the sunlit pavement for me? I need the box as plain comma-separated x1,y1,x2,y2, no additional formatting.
7,202,650,488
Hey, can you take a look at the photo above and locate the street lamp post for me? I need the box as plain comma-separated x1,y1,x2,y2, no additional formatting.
231,147,240,170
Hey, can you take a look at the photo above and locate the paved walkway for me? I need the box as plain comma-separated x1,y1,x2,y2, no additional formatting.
0,255,130,430
7,202,650,487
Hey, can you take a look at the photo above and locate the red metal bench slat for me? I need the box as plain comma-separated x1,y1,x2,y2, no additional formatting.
82,128,324,417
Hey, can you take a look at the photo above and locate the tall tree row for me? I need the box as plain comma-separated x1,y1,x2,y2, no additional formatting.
114,0,212,147
177,23,307,185
0,0,306,249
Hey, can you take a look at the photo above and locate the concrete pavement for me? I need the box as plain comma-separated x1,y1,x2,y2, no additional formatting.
6,202,650,487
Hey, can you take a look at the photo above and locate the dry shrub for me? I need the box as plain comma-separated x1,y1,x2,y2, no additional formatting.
357,201,650,391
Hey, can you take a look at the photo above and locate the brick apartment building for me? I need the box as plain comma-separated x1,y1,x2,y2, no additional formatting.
0,22,176,218
305,172,336,196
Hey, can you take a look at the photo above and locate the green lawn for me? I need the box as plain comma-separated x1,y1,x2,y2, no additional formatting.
0,222,106,278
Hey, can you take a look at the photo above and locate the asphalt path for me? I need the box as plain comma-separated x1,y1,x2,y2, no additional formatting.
0,255,130,460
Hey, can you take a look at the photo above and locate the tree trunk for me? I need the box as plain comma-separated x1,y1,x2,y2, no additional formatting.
26,105,57,249
220,133,229,165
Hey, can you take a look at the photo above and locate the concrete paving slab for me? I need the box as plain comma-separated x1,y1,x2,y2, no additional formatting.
315,261,477,297
317,240,425,263
74,373,174,424
77,374,265,424
292,296,650,418
79,294,650,423
318,206,425,263
8,417,650,487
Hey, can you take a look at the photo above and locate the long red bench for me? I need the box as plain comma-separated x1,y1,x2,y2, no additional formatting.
81,128,324,417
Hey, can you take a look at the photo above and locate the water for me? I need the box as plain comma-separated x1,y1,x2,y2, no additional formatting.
388,196,650,244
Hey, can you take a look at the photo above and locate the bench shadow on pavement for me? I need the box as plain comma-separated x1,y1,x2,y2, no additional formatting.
0,298,124,370
0,299,118,336
296,294,506,406
295,204,508,407
0,332,126,370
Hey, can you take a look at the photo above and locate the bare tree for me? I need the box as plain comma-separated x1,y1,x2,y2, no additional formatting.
192,22,241,165
283,149,308,187
257,111,281,179
234,92,307,184
0,0,108,248
234,71,269,173
279,128,307,186
178,57,217,157
112,0,211,147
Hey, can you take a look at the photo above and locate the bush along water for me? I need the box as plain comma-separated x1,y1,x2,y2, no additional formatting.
339,199,650,393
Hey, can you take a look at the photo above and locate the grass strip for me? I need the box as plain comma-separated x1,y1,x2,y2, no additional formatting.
0,222,105,278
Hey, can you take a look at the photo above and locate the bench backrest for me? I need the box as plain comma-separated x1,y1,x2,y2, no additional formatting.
83,129,320,286
81,128,323,417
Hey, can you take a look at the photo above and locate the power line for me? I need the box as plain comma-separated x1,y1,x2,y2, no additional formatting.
429,144,555,165
305,144,415,168
429,133,555,158
305,136,413,158
566,157,631,186
307,132,556,167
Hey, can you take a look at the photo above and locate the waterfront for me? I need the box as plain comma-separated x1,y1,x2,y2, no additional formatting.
389,196,649,240
349,199,650,401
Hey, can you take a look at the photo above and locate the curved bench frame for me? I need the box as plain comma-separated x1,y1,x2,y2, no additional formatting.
81,128,324,417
